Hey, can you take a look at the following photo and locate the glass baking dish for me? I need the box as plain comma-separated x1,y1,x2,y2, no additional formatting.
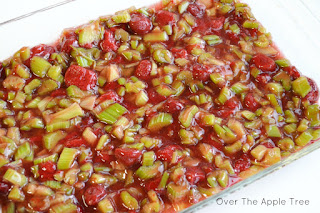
1,0,320,212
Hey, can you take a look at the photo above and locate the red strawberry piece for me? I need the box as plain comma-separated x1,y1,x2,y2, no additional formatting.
305,78,319,104
225,97,240,109
156,145,182,162
192,64,212,81
209,16,225,31
115,148,142,167
283,66,301,80
187,3,206,18
30,44,55,59
38,161,56,181
226,31,240,44
234,154,251,174
50,88,67,97
135,60,152,81
84,184,107,206
0,182,10,195
163,99,184,114
252,53,276,72
95,151,115,163
171,48,188,59
185,167,206,185
147,88,166,104
205,133,224,151
99,90,123,103
145,177,162,191
155,10,176,26
101,31,118,52
244,93,261,112
60,31,78,53
255,73,272,86
65,65,97,90
129,13,153,35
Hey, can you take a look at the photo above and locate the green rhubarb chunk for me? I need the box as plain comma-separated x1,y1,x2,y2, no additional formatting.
217,170,229,188
30,56,51,78
158,171,169,189
14,142,31,160
179,105,199,128
295,131,313,147
216,87,232,105
275,59,291,67
243,20,259,29
155,84,175,97
148,113,173,132
153,49,174,64
38,79,58,96
78,22,100,46
141,137,162,149
136,161,162,180
44,131,67,150
266,83,284,96
47,65,62,81
273,71,291,91
306,104,320,121
278,138,295,151
0,155,9,168
120,191,139,210
266,125,282,138
20,118,44,131
202,114,215,126
167,182,189,202
213,124,237,143
8,186,25,202
4,169,27,187
210,73,226,86
284,110,298,123
144,32,169,42
44,180,62,189
224,140,242,155
67,85,86,98
112,10,131,24
15,64,30,79
241,110,256,120
96,103,127,124
231,82,249,94
57,148,78,170
34,154,58,165
297,119,309,132
46,120,70,132
198,143,213,163
135,90,149,106
142,151,155,166
207,175,218,188
49,103,84,123
292,77,311,98
98,198,115,213
180,129,197,145
50,203,78,213
203,35,222,46
267,94,283,114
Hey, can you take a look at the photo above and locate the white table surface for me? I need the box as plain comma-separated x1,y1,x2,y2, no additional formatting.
1,1,320,213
